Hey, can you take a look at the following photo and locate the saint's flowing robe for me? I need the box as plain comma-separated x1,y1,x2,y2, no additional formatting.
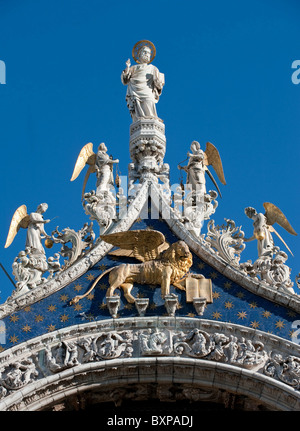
121,63,164,120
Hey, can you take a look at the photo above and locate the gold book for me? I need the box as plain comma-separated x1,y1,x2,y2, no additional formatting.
185,276,199,302
198,278,213,303
185,277,213,303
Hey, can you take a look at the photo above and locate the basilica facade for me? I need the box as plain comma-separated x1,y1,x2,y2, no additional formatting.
1,41,300,412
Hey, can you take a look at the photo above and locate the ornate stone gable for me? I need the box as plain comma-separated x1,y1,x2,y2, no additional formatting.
2,214,300,351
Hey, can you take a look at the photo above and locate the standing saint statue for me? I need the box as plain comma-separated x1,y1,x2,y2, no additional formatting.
121,40,165,121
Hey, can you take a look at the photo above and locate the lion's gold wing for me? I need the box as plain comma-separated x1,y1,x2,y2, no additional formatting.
101,229,168,262
4,205,30,248
70,142,97,182
263,202,297,236
204,142,226,185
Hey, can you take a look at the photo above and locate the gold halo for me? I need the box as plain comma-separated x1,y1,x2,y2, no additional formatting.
132,40,156,64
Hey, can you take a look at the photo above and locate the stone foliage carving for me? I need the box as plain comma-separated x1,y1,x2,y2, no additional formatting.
240,248,295,294
173,329,267,368
173,186,218,237
12,248,60,295
45,331,133,373
0,358,38,393
51,222,95,268
204,219,245,267
264,353,300,389
8,222,95,301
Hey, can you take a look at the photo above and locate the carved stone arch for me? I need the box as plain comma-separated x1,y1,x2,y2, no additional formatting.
1,317,300,411
2,357,299,411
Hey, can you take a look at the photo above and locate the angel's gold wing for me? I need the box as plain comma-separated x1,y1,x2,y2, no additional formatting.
263,202,297,256
70,143,96,182
204,142,226,185
70,142,97,199
101,229,169,262
4,205,30,248
263,202,297,236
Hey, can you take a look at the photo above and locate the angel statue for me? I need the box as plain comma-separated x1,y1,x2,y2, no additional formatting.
178,141,226,198
121,40,165,121
5,203,51,254
4,203,54,294
244,203,297,257
70,142,119,198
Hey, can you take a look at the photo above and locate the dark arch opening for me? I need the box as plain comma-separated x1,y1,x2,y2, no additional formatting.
41,383,272,412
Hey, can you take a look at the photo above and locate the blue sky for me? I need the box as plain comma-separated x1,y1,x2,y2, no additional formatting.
0,0,299,302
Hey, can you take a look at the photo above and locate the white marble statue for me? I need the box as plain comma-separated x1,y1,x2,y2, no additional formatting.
25,203,50,254
244,207,274,257
5,203,50,254
95,143,119,195
121,40,165,121
71,142,119,198
179,141,207,195
178,141,226,198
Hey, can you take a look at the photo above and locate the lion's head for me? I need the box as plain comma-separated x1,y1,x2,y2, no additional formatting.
161,240,193,275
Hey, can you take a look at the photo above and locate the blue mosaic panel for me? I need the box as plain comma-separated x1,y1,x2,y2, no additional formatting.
3,216,300,350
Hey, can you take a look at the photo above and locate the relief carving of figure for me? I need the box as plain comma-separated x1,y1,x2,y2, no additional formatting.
45,341,79,372
1,359,38,390
140,329,168,355
264,353,300,389
121,40,165,121
174,329,213,358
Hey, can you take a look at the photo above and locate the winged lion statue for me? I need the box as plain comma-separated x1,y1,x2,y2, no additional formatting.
70,229,203,305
